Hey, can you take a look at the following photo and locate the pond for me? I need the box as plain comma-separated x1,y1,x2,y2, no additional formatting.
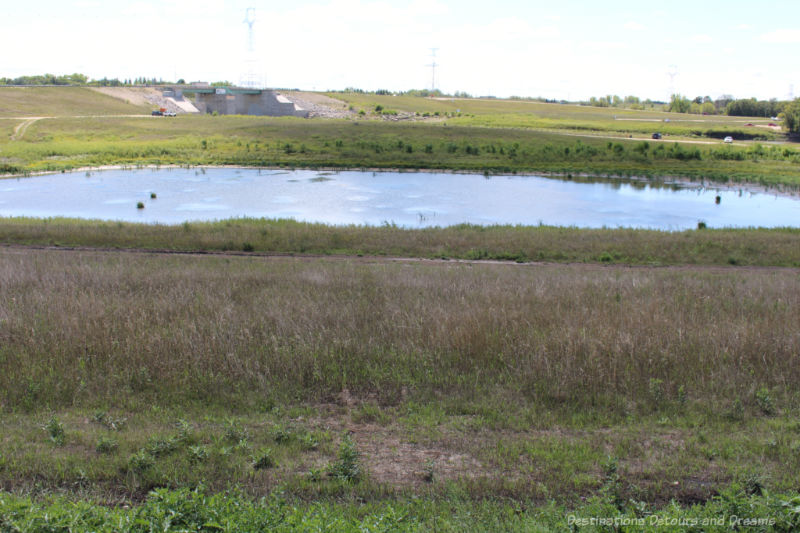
1,167,798,229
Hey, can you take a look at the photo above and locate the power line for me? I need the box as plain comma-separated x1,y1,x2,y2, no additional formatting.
426,48,439,92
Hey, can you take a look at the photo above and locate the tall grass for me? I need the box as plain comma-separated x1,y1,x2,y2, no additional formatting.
2,217,799,266
1,249,797,412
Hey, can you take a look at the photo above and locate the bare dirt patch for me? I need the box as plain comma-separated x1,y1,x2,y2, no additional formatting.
349,423,485,487
283,92,356,119
89,87,192,114
89,87,160,107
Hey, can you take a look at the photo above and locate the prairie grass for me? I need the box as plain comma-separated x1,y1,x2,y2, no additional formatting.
1,216,799,267
1,249,796,412
0,248,799,505
0,248,798,508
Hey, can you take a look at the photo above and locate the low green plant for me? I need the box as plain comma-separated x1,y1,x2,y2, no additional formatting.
92,410,126,431
224,419,249,442
271,424,292,444
300,432,319,451
96,436,118,454
175,419,195,444
756,386,776,416
128,450,154,473
136,201,144,209
648,378,665,406
146,435,179,457
44,416,65,446
252,448,275,470
422,459,435,483
189,445,209,464
329,434,361,482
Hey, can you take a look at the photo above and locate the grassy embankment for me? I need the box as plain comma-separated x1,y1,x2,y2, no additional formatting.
1,88,799,187
2,88,800,530
326,92,785,140
0,86,147,117
2,217,800,266
0,249,799,516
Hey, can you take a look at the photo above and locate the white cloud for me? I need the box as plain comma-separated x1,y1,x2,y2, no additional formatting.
690,34,713,43
737,23,751,30
624,21,645,31
761,29,800,43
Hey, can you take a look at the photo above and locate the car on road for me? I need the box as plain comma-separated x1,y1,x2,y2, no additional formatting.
164,111,177,117
768,123,778,127
651,133,662,139
724,136,733,143
151,110,163,116
744,123,754,126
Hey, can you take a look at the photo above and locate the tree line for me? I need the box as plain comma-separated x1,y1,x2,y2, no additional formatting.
0,74,186,87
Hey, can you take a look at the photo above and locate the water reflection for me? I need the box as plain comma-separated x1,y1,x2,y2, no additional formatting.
0,168,798,230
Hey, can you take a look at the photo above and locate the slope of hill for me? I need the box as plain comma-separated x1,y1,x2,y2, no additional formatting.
0,86,149,117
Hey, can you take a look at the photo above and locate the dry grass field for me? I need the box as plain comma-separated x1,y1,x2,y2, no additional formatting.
0,247,797,509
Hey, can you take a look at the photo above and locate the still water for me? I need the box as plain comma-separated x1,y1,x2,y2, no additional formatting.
1,168,798,229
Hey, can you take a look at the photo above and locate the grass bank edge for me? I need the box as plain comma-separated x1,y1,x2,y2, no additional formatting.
2,216,800,267
1,484,798,532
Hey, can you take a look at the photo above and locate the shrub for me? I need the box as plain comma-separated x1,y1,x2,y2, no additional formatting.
96,437,118,454
128,450,154,473
252,448,275,470
756,387,776,416
146,435,179,457
224,419,249,442
136,202,144,209
329,434,361,482
44,416,65,446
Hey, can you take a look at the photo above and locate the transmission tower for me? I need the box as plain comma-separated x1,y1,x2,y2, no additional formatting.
240,7,261,88
667,64,678,99
426,48,439,92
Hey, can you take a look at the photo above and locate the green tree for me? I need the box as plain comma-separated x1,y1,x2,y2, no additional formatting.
668,94,691,113
780,99,800,134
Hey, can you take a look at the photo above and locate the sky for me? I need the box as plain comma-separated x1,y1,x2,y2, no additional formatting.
2,0,799,101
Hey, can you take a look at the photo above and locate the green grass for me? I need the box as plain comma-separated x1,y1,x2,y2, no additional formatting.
1,217,799,266
2,484,799,532
1,94,798,187
0,86,147,117
328,92,785,140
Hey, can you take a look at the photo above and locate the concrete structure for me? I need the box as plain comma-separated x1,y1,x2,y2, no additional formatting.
187,87,308,118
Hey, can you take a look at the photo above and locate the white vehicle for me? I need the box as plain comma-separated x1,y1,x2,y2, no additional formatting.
723,136,733,143
164,111,177,117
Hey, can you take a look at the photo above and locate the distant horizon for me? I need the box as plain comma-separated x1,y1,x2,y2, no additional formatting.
3,0,798,102
3,75,791,106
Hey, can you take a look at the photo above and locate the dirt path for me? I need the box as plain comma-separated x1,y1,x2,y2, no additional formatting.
10,117,43,140
1,242,795,274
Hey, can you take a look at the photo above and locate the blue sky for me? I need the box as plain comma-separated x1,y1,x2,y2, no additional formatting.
2,0,798,100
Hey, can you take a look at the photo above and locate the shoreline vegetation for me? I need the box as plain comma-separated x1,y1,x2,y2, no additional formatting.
1,88,799,190
3,163,800,198
1,217,799,267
